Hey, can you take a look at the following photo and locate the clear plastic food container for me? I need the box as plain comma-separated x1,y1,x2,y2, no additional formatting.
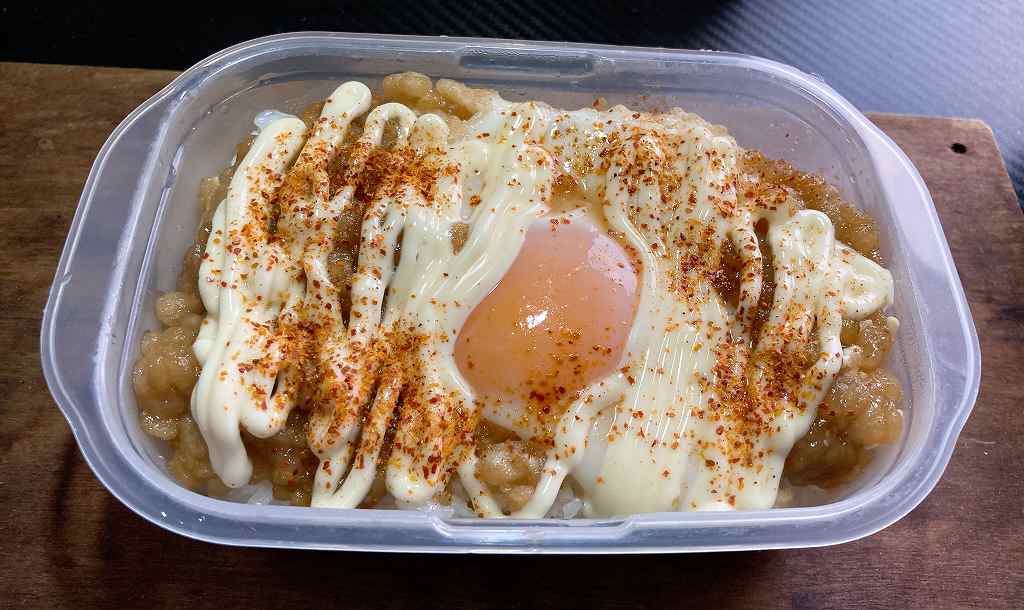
41,32,980,553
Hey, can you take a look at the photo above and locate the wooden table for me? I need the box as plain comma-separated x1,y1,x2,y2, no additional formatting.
1,62,1021,608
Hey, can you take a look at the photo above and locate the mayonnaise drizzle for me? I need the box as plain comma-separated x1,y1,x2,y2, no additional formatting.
308,101,555,509
192,116,308,487
458,103,893,517
189,81,894,516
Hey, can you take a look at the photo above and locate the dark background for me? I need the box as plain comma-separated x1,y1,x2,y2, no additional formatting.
3,0,1022,202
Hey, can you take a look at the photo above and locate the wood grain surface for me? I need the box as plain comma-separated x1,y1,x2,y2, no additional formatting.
1,62,1021,609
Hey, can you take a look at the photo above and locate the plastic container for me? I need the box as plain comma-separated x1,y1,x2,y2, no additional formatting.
41,32,980,553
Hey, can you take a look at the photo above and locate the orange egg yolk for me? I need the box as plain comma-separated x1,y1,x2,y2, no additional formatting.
454,212,639,418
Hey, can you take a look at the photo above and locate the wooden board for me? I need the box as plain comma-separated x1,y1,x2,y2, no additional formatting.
1,62,1021,609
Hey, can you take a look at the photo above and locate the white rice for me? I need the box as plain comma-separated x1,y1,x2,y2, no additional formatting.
224,480,288,506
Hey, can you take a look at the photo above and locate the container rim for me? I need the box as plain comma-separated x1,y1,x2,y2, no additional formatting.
41,32,981,553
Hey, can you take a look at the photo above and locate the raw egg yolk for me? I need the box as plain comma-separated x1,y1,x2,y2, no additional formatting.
455,212,639,417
